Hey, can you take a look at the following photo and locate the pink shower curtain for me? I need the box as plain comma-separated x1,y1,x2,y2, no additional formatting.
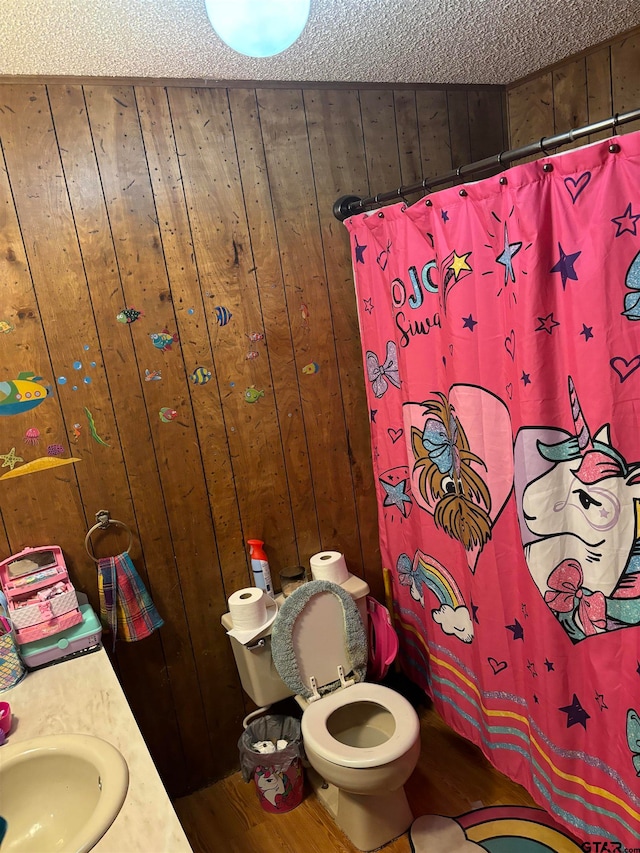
346,131,640,847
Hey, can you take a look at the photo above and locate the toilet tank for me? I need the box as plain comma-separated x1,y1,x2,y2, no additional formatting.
337,573,370,625
221,572,370,707
221,605,294,707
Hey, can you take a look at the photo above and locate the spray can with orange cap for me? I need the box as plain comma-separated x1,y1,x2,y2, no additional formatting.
247,539,274,598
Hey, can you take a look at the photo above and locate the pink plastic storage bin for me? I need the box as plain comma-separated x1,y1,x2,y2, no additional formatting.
0,546,82,643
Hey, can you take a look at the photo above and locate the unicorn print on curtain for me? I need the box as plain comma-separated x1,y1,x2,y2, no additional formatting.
345,131,640,847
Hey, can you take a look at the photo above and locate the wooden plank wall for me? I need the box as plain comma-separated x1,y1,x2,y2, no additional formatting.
506,28,640,152
0,81,505,796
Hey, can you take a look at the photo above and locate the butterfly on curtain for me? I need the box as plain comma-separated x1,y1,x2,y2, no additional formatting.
366,340,401,398
627,708,640,775
396,552,429,606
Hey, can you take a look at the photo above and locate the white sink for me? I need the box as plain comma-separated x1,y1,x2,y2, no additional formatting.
0,733,129,853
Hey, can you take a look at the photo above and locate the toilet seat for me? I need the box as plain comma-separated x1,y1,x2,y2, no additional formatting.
301,681,420,769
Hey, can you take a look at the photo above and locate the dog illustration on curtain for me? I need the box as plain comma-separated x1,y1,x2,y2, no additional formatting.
403,384,513,574
515,377,640,642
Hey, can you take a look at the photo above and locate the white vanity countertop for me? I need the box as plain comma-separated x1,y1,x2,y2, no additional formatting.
4,647,192,852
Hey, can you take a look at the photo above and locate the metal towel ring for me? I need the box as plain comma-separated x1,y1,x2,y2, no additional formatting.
85,509,133,563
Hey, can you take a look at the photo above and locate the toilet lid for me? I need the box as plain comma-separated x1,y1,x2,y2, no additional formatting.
271,580,368,702
301,681,420,768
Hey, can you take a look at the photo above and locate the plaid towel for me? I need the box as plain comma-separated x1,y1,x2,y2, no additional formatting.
98,552,163,650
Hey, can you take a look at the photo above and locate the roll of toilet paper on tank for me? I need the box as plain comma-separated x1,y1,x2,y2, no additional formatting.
228,587,269,634
309,551,349,584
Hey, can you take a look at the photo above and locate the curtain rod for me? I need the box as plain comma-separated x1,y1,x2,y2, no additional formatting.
333,107,640,221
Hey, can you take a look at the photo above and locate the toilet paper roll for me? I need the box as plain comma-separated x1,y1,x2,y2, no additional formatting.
227,587,278,644
309,551,349,584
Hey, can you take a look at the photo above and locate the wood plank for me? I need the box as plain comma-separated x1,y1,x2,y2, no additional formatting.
393,90,422,188
447,90,471,177
611,33,640,135
506,74,554,160
0,87,128,590
135,85,254,589
552,57,588,148
0,85,102,579
359,90,402,206
165,86,299,586
586,47,614,142
303,88,382,597
416,90,454,190
0,82,188,791
226,87,316,573
468,89,507,162
83,83,243,781
0,96,86,559
43,81,191,792
256,88,362,569
50,82,220,793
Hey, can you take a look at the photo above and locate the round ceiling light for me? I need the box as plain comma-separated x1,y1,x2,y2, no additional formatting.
205,0,311,58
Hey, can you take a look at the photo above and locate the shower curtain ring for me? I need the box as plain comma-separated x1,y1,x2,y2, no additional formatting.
397,187,410,207
539,137,552,156
612,113,619,135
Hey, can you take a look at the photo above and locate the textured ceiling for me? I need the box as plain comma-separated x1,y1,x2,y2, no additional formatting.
2,0,640,85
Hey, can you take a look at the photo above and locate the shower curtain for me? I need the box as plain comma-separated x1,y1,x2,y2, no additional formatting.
346,131,640,847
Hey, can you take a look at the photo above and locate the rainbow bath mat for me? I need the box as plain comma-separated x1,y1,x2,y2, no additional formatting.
409,805,584,853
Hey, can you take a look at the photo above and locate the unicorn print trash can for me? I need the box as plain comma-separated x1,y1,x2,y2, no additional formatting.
238,714,304,814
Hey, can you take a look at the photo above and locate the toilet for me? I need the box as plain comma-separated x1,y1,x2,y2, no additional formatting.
223,578,420,851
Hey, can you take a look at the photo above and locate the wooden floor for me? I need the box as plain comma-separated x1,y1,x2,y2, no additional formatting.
173,688,539,853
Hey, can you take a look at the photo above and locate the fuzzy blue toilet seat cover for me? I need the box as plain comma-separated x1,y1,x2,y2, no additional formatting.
271,579,368,701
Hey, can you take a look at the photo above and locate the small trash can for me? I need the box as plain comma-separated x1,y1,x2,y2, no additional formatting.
238,714,304,814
